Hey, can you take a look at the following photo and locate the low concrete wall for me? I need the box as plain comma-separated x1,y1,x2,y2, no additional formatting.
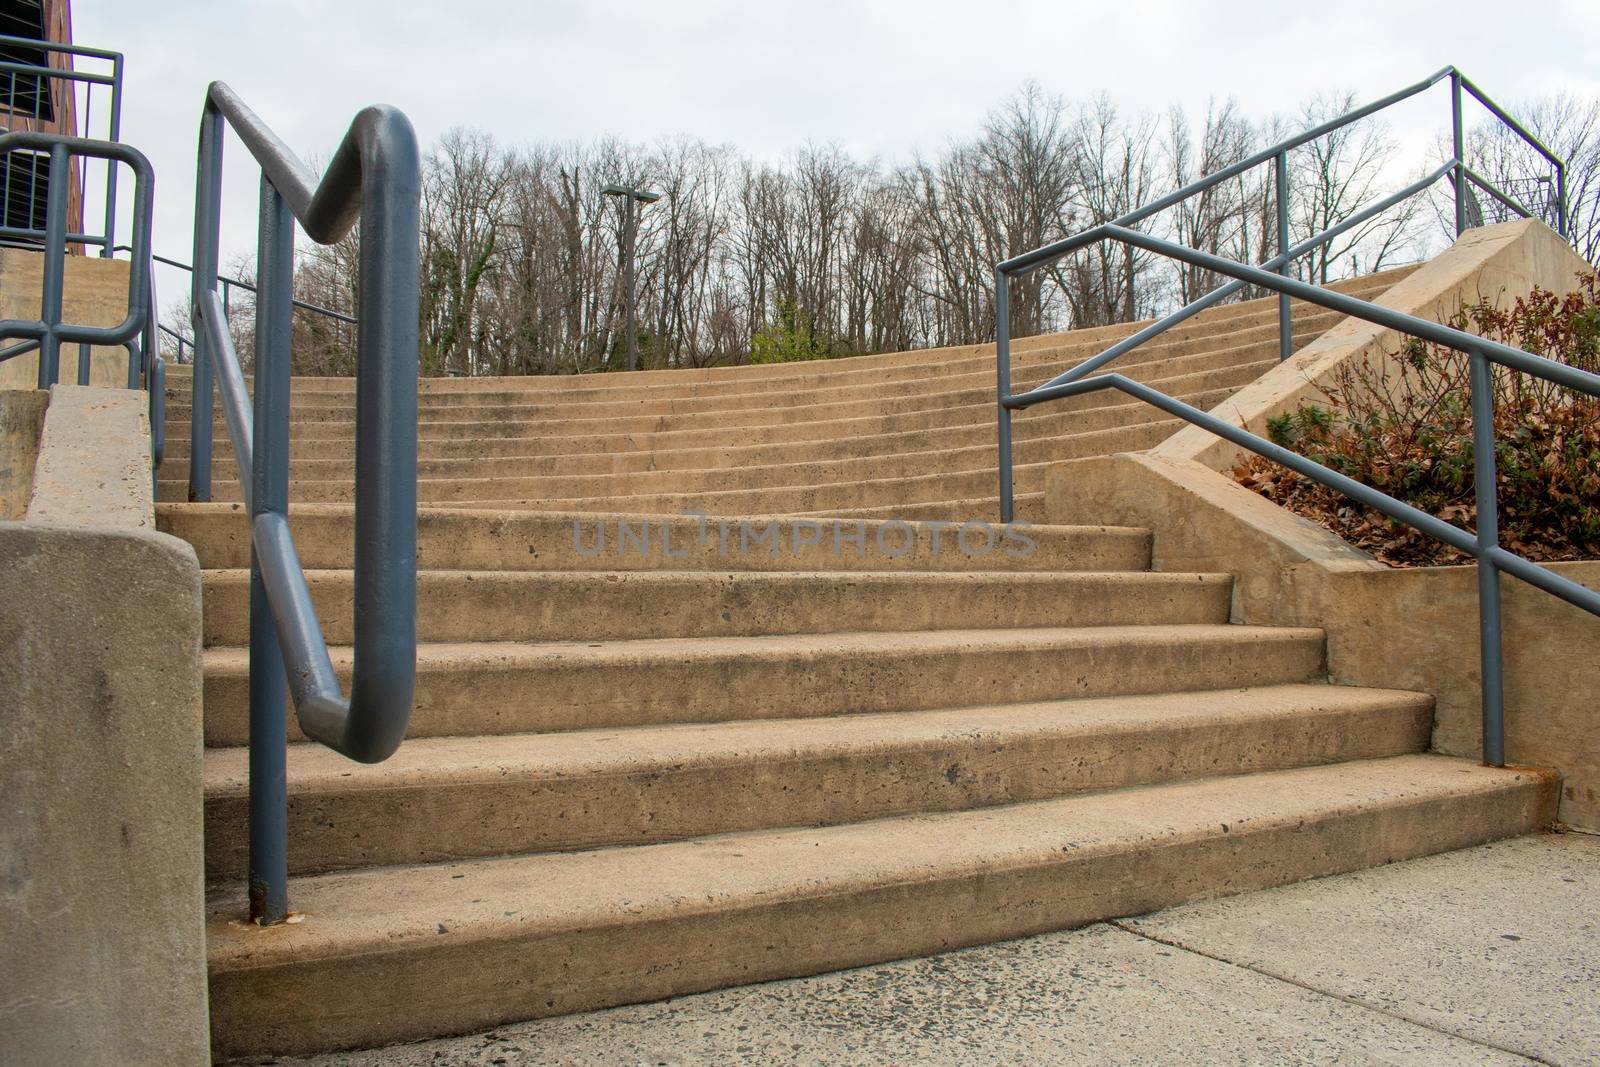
0,249,136,391
1048,453,1600,831
25,385,154,529
0,385,208,1063
1048,220,1600,831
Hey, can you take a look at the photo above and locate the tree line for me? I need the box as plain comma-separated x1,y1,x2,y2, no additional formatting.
184,83,1600,376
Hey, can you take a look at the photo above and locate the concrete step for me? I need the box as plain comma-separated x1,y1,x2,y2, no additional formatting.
159,506,1149,572
320,455,1042,516
156,381,1235,484
199,624,1327,746
202,684,1435,880
200,568,1232,646
160,348,1287,450
160,417,1184,506
203,752,1552,1059
157,347,1275,466
167,267,1411,406
161,313,1341,427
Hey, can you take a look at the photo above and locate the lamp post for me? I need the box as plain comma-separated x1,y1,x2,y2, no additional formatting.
602,184,661,371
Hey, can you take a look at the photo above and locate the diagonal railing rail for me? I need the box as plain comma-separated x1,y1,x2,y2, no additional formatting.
992,68,1590,771
187,81,420,925
995,66,1566,525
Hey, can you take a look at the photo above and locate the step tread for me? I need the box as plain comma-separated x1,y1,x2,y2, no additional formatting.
200,622,1326,668
201,683,1430,795
204,754,1549,970
199,567,1230,584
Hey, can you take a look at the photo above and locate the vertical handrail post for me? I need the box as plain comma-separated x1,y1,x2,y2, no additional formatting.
1556,162,1568,241
1275,150,1291,361
1469,347,1505,766
248,177,293,925
1451,71,1467,237
103,51,122,257
39,142,67,387
189,106,223,502
624,193,637,372
995,267,1014,523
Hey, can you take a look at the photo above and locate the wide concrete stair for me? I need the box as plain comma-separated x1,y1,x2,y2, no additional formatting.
158,269,1415,521
159,266,1558,1060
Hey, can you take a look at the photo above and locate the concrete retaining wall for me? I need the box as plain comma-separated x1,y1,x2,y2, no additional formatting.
1046,221,1600,830
0,384,208,1064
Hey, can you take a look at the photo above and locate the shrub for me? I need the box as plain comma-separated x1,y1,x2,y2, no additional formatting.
747,301,835,364
1233,272,1600,566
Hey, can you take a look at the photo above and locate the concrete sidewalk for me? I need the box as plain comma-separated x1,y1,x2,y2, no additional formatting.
250,831,1599,1066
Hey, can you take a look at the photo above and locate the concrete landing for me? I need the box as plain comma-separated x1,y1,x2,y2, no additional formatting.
246,831,1598,1066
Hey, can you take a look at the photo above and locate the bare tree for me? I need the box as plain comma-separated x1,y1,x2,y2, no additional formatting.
1289,93,1423,284
172,81,1593,376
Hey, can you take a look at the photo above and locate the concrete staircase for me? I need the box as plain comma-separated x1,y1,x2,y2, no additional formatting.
153,269,1558,1059
159,269,1413,519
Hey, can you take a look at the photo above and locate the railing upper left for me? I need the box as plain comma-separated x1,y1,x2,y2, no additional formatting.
0,132,152,388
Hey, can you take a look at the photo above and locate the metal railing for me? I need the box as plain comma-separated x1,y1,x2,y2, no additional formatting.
119,245,359,364
991,69,1594,769
157,321,192,364
186,82,420,925
0,34,125,255
0,130,152,388
995,66,1566,524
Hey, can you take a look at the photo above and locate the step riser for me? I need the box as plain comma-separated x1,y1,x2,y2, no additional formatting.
201,629,1327,745
200,571,1231,646
204,763,1550,1059
318,457,1050,516
202,693,1433,879
159,507,1151,572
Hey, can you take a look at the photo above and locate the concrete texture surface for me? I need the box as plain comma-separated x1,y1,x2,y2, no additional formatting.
240,832,1597,1067
1124,831,1600,1066
204,756,1552,1059
0,523,209,1067
162,504,1153,573
199,624,1330,746
25,384,154,528
201,685,1434,879
1047,450,1600,832
198,568,1234,646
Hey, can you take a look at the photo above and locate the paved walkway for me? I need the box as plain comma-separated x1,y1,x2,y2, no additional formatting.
259,831,1599,1066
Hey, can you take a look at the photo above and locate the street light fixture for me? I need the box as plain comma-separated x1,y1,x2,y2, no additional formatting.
602,184,662,372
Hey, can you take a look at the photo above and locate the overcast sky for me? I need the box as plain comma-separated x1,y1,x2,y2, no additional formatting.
74,0,1600,299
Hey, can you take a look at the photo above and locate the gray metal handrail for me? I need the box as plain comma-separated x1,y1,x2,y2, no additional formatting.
187,80,420,925
994,66,1566,521
1000,225,1600,770
0,131,152,386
